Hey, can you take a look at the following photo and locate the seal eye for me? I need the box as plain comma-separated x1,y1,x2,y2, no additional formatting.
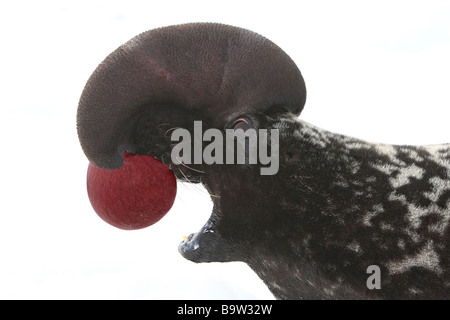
232,117,252,131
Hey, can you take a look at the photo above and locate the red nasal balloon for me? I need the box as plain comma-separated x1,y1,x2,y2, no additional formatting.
87,153,176,230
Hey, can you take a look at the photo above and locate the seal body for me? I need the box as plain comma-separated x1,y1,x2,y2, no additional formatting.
180,112,450,300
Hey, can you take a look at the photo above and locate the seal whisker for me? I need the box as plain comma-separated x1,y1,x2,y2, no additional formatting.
157,123,171,129
178,168,221,199
161,152,171,166
177,168,192,184
175,156,206,173
165,127,182,137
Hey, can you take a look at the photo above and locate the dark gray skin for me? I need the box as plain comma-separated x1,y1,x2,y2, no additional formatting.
77,23,450,299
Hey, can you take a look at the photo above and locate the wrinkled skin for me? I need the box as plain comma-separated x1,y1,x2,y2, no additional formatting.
78,23,450,299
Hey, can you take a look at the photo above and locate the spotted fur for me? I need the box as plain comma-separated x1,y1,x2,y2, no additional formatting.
180,111,450,300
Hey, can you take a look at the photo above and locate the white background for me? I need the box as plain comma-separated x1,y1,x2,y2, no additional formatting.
0,0,449,299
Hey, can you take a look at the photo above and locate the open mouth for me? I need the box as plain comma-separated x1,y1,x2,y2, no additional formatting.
179,218,215,262
176,180,233,264
178,207,226,263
